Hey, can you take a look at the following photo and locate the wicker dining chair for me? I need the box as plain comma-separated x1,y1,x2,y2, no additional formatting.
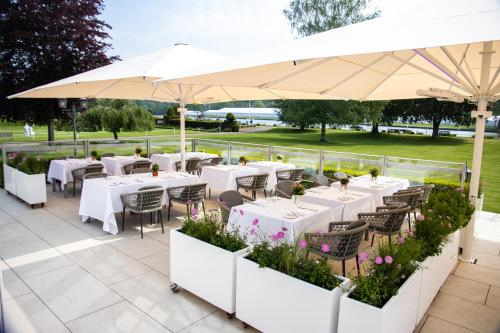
82,172,107,180
123,160,152,174
101,153,115,157
397,185,435,208
358,206,411,246
383,191,423,231
120,186,164,238
174,158,201,174
235,173,269,200
198,162,215,176
217,190,254,224
314,174,334,187
122,163,135,175
210,156,224,165
275,180,295,199
305,220,368,277
333,171,352,180
131,167,151,174
71,163,104,197
166,183,207,221
276,168,305,182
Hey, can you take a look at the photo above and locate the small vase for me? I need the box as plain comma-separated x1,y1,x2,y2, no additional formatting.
239,162,246,167
340,184,348,191
277,159,283,164
91,156,96,161
371,176,377,182
293,194,303,205
152,170,158,177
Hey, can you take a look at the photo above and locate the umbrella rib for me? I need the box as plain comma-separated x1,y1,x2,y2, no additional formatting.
185,85,212,102
220,86,236,101
91,79,124,98
259,57,333,89
463,57,480,93
319,53,389,95
359,53,417,100
414,49,475,95
389,54,470,95
440,45,479,95
264,89,284,99
487,67,500,95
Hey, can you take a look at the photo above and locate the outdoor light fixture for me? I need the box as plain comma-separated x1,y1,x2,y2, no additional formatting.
80,98,88,110
58,98,68,109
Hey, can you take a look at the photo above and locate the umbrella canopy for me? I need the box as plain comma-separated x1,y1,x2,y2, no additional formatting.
161,0,500,262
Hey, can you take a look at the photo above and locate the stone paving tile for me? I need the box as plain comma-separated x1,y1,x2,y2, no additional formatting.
440,275,490,304
486,286,500,310
419,315,476,333
454,262,500,287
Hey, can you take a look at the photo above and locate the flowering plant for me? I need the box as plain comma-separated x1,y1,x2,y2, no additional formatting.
135,147,142,155
179,209,247,252
292,183,305,196
151,163,160,172
90,150,98,158
276,154,283,161
239,156,248,164
340,178,349,185
369,168,379,178
7,152,48,175
350,237,423,308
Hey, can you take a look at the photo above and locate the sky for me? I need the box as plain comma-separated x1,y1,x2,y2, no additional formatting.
101,0,428,60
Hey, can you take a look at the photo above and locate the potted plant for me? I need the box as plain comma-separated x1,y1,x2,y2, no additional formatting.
338,238,423,333
369,168,379,181
151,163,160,177
90,150,98,161
170,209,248,317
276,154,284,163
135,147,142,158
292,183,305,205
236,229,349,333
340,177,349,191
239,156,248,166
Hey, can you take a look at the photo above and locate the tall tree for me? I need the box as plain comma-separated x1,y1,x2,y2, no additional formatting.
276,100,316,130
0,0,117,141
353,101,389,134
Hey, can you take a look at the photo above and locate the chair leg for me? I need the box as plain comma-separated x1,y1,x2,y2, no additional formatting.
342,260,346,277
413,211,417,222
264,190,267,198
52,180,56,192
252,190,256,200
73,180,76,197
356,254,360,276
388,235,392,244
159,210,164,234
167,199,171,221
364,229,369,241
371,234,375,247
201,201,206,218
140,213,143,239
122,208,126,231
186,204,190,218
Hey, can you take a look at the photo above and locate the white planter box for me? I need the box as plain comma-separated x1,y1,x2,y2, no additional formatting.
338,269,422,333
2,164,46,207
170,229,248,314
236,256,349,333
416,230,459,323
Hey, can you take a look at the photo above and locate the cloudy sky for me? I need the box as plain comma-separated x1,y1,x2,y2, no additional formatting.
101,0,428,59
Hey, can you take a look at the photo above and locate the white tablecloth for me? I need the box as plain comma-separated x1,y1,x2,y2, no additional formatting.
245,161,296,191
228,197,333,244
199,165,259,192
303,186,376,222
47,158,106,190
150,152,218,172
79,172,199,234
101,156,151,176
343,175,410,206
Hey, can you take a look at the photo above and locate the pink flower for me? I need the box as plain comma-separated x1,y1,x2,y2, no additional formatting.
417,215,425,222
239,209,244,216
374,256,383,265
408,230,414,237
428,209,433,213
397,236,405,244
252,218,259,225
358,252,369,264
277,231,285,239
298,239,307,249
282,226,288,232
321,243,330,253
250,228,256,235
191,207,198,218
384,255,393,264
233,208,237,213
271,234,278,241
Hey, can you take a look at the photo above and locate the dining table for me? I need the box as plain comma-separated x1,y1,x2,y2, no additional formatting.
199,164,260,193
245,161,296,191
342,175,410,205
47,158,106,190
79,171,199,234
228,196,333,244
150,152,218,172
302,185,376,221
101,155,151,176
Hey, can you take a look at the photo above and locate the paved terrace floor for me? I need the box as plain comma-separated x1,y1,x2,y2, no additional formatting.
0,186,499,333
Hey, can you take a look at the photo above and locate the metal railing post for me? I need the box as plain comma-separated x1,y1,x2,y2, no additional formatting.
227,142,232,165
146,139,151,158
319,150,324,175
83,140,89,158
1,143,7,163
268,145,273,161
382,156,388,176
192,138,197,152
460,163,467,189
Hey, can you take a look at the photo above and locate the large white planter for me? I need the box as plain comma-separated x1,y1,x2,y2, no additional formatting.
2,164,46,207
170,229,248,315
236,256,349,333
416,230,459,323
338,269,422,333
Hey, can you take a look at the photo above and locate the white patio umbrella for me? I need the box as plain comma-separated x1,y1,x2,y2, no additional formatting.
159,0,500,260
9,43,330,170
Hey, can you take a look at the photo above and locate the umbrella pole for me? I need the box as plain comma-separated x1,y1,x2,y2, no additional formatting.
179,102,186,172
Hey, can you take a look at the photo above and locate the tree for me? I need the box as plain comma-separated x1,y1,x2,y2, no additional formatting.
276,100,316,130
0,0,117,141
353,101,389,134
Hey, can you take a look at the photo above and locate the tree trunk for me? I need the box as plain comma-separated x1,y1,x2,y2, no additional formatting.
371,121,379,134
431,117,441,141
113,130,118,140
300,123,305,131
320,122,327,142
47,117,55,142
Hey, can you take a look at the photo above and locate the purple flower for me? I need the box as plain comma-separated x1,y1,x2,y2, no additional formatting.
271,234,278,241
191,207,198,218
358,252,369,264
417,215,425,222
233,208,237,213
407,230,414,237
252,218,259,225
282,226,288,232
298,239,307,249
397,236,405,244
277,231,285,239
384,255,393,264
321,243,330,253
239,209,244,216
249,228,256,235
374,256,383,265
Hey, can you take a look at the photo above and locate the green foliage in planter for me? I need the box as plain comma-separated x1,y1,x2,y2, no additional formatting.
248,228,342,290
350,237,423,308
7,152,49,175
180,210,247,253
